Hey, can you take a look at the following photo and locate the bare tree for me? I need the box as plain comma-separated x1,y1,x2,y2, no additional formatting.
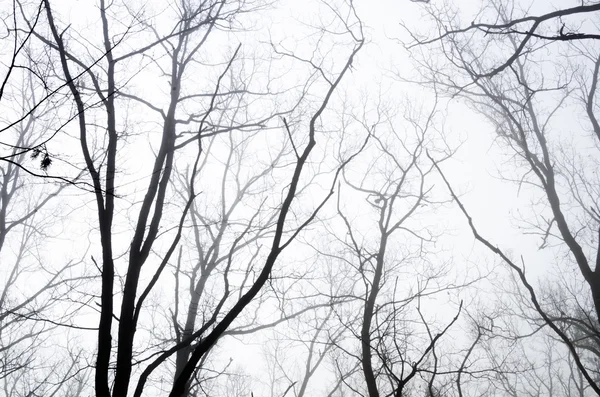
405,0,600,394
272,89,481,397
31,0,369,396
451,273,600,397
0,28,92,397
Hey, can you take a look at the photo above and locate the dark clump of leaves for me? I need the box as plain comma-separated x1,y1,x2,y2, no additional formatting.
30,147,52,171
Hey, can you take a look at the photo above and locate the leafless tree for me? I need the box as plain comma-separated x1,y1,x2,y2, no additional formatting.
11,0,596,396
452,273,600,397
269,88,483,397
405,0,600,394
0,25,92,397
34,0,368,396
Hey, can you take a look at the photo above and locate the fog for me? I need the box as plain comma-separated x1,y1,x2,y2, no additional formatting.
1,0,599,396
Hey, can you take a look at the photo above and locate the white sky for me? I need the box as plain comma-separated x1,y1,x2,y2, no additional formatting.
1,0,598,396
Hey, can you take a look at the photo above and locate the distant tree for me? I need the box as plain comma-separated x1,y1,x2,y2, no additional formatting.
406,0,600,394
333,95,462,397
37,0,366,396
0,34,91,397
10,0,600,396
1,0,100,181
263,90,481,397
